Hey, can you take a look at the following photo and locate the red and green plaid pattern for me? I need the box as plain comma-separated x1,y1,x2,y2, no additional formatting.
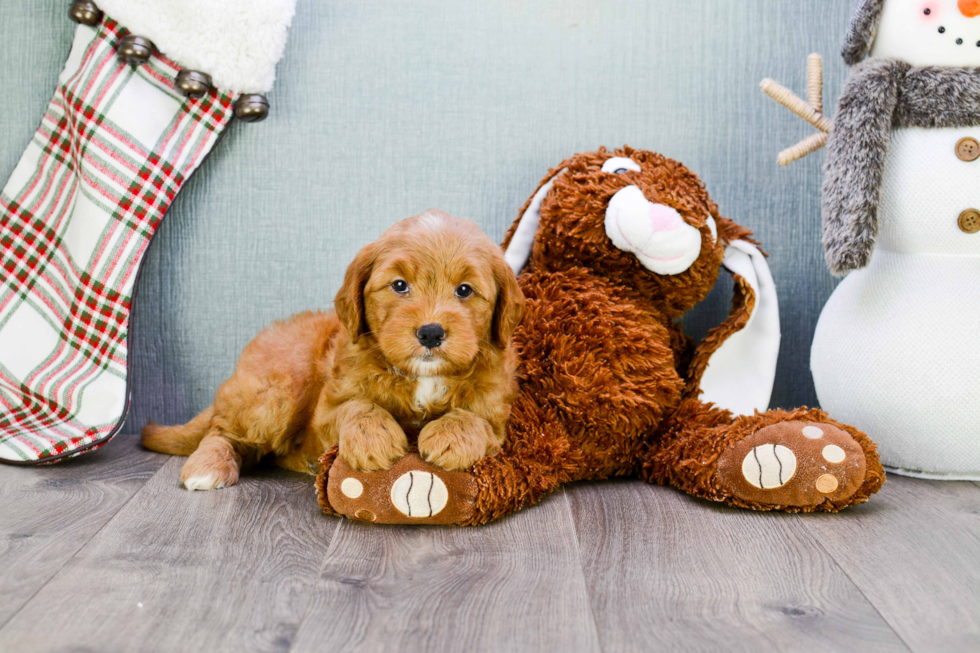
0,16,236,463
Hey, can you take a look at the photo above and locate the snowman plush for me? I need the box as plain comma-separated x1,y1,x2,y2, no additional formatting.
767,0,980,480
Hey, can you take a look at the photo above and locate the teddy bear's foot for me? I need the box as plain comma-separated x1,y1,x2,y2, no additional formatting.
316,450,478,525
716,420,870,509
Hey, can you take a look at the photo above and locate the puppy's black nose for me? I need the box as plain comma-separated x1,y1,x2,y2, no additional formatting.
416,323,446,349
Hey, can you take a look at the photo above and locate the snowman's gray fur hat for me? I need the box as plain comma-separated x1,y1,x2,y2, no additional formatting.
841,0,886,65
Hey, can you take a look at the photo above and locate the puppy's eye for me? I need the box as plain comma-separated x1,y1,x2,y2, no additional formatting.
391,280,409,294
455,284,474,299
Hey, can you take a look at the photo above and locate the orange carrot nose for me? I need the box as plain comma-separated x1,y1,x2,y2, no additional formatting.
959,0,980,17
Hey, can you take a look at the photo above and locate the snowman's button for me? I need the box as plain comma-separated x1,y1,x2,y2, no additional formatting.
956,137,980,162
959,209,980,234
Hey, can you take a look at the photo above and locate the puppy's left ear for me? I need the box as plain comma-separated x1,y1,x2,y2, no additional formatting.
335,243,377,343
491,253,525,348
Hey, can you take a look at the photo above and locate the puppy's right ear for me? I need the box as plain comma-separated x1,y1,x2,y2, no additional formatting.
491,253,525,349
335,243,377,343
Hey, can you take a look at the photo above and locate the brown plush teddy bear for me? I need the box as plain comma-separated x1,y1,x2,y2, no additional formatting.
315,146,885,525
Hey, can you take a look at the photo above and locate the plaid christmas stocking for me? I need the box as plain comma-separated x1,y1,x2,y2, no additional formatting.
0,0,295,464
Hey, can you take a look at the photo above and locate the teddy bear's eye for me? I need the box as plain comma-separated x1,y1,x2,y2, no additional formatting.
601,157,641,174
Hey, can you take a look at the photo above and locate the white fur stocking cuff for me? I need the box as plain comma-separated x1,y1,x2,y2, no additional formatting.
95,0,296,93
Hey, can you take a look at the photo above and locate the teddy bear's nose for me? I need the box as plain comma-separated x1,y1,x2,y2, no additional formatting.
648,203,684,232
959,0,980,17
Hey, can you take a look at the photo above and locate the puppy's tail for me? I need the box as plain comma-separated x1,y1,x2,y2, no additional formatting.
141,406,214,456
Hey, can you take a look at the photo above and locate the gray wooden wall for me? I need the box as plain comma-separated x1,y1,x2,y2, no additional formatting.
0,0,853,430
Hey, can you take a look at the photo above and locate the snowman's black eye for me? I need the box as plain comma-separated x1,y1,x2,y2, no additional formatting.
939,26,946,33
924,8,931,14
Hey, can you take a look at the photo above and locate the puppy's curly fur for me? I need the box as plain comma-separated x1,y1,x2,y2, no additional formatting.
142,210,524,490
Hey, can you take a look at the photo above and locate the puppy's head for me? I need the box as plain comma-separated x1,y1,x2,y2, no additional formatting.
504,146,752,317
335,210,524,377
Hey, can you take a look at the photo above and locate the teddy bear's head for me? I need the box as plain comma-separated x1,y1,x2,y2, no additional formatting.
504,146,752,317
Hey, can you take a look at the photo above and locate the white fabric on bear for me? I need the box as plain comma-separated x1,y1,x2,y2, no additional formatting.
699,241,780,417
505,174,561,274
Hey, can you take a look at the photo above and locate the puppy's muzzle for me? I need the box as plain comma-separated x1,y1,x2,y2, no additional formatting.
416,323,446,349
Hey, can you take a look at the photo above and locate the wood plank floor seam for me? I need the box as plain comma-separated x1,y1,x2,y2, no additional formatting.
794,476,980,652
0,458,338,651
0,452,172,632
288,492,602,652
0,467,154,632
0,438,170,633
565,479,910,652
790,514,914,653
560,488,605,653
287,516,345,653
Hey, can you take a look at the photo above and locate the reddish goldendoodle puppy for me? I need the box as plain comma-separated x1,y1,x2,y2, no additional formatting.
142,210,524,490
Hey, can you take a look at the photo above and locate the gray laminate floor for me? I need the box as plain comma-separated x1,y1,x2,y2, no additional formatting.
0,432,977,653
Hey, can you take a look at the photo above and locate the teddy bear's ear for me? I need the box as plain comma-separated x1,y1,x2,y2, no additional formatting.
842,0,886,65
502,168,566,275
698,241,781,416
715,214,756,246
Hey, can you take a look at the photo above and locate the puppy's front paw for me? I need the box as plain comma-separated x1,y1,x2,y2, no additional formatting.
418,412,499,471
180,437,241,491
339,413,409,472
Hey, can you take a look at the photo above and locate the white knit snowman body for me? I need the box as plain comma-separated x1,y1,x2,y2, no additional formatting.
811,0,980,479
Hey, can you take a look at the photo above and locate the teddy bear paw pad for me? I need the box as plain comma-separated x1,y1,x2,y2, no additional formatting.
324,453,477,525
717,421,867,508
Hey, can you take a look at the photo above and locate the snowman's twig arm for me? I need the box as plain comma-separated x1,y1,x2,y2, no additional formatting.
761,54,832,166
778,132,828,167
807,53,823,113
760,80,831,133
822,58,907,275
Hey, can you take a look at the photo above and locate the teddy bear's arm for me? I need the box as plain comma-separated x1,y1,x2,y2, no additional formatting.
685,242,779,417
685,272,754,397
